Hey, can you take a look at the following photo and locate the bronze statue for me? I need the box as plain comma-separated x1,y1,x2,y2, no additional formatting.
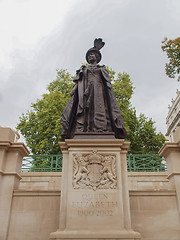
60,38,127,140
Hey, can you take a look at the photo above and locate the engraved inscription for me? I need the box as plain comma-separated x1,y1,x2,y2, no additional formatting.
72,201,118,209
71,193,118,217
73,151,117,190
78,209,113,217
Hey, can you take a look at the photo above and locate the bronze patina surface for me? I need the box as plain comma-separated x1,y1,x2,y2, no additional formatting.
60,38,127,140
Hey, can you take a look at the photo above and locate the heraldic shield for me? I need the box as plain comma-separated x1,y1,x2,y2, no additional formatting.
73,151,117,190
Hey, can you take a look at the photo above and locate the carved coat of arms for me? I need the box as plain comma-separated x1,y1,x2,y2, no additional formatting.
73,151,117,190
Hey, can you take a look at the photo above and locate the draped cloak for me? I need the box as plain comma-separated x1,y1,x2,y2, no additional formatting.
60,65,127,140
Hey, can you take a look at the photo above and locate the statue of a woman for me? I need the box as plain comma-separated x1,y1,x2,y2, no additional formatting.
60,38,127,140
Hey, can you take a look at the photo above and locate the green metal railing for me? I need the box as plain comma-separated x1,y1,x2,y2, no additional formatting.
22,154,166,172
22,154,63,172
127,154,167,172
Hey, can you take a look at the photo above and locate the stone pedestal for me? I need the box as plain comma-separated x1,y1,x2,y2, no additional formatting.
0,127,29,240
159,141,180,217
49,139,141,240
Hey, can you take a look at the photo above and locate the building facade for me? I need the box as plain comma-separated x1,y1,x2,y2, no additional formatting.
166,89,180,142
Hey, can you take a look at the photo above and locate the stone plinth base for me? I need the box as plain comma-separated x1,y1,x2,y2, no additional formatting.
49,139,141,240
73,132,115,139
50,229,141,239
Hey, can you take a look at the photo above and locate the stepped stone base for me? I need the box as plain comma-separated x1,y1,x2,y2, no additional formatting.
49,139,141,240
49,229,141,239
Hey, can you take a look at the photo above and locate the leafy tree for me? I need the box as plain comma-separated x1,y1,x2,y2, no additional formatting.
161,37,180,81
17,69,74,154
127,113,165,154
107,68,165,154
17,68,165,155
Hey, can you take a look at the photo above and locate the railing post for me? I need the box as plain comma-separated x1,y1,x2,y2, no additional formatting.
127,154,130,171
50,155,53,171
55,155,58,171
133,154,136,171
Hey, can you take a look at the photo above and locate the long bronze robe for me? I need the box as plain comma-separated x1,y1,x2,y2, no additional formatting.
60,65,127,140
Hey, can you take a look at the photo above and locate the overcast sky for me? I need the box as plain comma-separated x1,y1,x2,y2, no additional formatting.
0,0,179,142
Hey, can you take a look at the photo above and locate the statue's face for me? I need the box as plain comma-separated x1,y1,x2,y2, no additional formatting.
88,52,97,64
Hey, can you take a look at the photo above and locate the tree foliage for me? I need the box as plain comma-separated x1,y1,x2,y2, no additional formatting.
107,67,165,154
17,68,165,154
127,112,165,154
17,69,74,154
161,37,180,81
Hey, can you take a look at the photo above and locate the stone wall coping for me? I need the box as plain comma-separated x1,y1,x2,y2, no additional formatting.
128,172,168,177
20,171,167,178
13,189,176,197
13,190,61,196
129,190,176,196
20,172,62,177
